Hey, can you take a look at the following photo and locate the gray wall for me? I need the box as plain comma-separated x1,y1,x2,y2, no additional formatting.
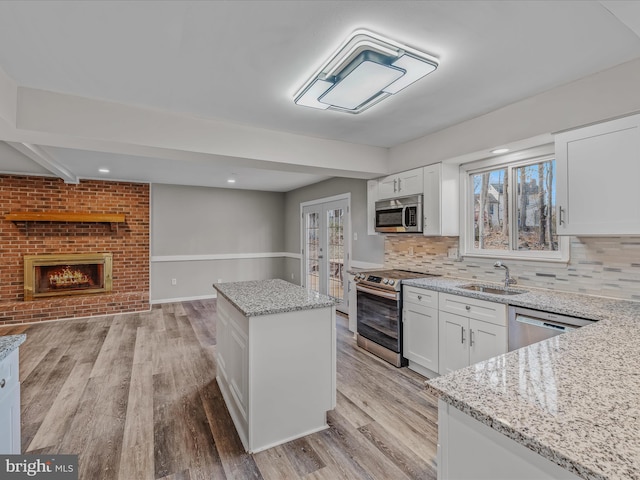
151,184,286,302
283,177,385,284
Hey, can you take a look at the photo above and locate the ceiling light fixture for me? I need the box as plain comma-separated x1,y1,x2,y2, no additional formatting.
294,29,438,114
98,168,110,173
227,175,237,184
491,148,510,154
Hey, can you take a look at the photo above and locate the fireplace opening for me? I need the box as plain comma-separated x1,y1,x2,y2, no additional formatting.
24,253,112,300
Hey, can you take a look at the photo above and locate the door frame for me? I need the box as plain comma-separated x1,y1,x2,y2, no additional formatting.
300,193,351,313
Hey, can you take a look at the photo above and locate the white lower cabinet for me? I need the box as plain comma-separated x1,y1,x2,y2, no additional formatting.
403,286,439,376
348,272,357,333
438,292,507,375
0,349,21,454
216,295,336,453
438,400,581,480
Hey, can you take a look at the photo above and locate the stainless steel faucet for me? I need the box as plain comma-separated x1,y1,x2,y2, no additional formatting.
494,261,517,289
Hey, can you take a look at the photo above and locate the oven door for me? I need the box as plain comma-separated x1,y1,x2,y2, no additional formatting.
356,285,401,353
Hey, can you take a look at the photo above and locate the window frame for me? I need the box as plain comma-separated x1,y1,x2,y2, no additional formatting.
461,148,569,263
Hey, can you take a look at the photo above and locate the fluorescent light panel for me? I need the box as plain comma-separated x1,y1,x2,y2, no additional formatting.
319,61,404,110
294,29,438,114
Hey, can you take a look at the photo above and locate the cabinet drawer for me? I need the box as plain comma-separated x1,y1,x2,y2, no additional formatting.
0,349,19,403
439,292,506,326
403,286,438,309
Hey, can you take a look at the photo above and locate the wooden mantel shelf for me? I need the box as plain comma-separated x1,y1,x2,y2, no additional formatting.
5,212,126,223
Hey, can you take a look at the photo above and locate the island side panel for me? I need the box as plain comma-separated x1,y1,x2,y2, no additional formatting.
438,400,581,480
215,295,250,451
249,306,336,453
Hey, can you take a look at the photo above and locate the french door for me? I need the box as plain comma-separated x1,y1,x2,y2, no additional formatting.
302,197,349,313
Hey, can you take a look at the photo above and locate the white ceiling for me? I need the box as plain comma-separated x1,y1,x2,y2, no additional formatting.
0,0,639,191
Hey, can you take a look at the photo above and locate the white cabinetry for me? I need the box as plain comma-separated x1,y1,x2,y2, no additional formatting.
438,400,581,480
422,163,459,236
377,167,424,200
402,286,439,377
367,179,379,235
347,272,357,333
0,349,21,454
422,163,460,237
216,295,336,453
438,293,507,374
555,113,640,235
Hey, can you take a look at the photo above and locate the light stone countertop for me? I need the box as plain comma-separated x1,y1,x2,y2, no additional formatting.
403,277,640,480
0,334,26,362
213,279,335,317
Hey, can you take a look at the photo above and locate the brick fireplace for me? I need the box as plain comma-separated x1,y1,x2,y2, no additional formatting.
0,175,150,325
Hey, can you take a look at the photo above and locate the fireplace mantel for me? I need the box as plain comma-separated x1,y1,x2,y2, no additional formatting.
5,212,126,223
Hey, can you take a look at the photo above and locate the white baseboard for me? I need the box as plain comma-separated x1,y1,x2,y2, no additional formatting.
150,293,217,304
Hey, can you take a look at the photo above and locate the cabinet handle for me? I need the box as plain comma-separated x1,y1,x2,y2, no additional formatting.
470,329,475,347
461,326,465,344
559,206,565,226
0,378,5,388
393,179,397,193
465,305,471,311
398,178,402,191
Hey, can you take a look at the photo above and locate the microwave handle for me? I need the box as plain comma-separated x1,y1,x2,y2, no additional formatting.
402,206,408,229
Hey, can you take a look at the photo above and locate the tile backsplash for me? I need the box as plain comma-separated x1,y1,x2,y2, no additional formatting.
385,235,640,301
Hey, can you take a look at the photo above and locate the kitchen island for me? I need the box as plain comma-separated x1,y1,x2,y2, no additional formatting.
212,279,336,453
402,276,640,479
0,334,26,454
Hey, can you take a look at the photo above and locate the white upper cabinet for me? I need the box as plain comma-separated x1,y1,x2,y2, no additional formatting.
377,167,424,200
555,113,640,235
367,179,379,235
423,163,459,236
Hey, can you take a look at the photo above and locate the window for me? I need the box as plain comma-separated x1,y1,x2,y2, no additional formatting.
464,153,567,261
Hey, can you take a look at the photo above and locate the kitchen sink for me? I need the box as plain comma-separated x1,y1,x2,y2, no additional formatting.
459,284,526,295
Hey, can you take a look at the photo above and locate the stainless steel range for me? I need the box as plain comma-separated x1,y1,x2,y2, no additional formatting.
354,269,439,367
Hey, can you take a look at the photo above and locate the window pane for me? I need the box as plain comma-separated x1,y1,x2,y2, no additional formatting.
472,168,509,250
515,159,558,251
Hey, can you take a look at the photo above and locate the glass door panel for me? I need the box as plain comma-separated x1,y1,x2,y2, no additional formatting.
302,198,349,313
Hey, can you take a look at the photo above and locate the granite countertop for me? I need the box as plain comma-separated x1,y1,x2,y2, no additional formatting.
0,334,26,362
213,278,335,317
405,277,640,479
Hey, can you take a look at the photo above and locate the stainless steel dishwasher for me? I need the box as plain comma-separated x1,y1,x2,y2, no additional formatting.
508,306,595,351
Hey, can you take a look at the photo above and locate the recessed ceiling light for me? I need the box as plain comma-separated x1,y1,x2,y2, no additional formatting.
491,148,509,154
227,176,236,184
294,29,438,114
98,168,110,173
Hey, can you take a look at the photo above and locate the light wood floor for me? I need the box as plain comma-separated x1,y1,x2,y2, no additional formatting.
0,300,438,479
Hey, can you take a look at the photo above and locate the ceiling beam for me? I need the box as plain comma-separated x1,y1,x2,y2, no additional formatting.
6,142,79,183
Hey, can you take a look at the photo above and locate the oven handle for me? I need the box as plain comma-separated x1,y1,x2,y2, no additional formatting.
356,284,400,301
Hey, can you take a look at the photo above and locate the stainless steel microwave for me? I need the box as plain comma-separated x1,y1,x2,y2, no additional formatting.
375,194,423,233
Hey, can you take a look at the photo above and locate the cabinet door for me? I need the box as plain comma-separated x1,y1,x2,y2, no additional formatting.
556,114,640,235
469,319,507,366
378,176,398,200
0,384,20,454
367,179,379,235
398,168,423,196
423,164,442,236
228,322,249,419
403,305,439,373
439,311,469,374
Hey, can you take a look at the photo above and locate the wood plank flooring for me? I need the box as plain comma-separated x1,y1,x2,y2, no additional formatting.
0,300,438,479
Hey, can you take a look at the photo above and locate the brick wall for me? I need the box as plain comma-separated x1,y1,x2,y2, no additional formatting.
0,175,150,324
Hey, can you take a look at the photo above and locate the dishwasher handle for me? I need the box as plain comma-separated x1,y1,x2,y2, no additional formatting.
515,315,576,333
